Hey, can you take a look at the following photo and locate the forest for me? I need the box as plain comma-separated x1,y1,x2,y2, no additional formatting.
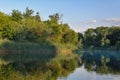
83,26,120,50
0,7,120,51
0,7,77,45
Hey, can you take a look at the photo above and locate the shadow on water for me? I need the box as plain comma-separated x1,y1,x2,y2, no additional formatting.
0,42,56,78
0,41,79,80
82,51,120,74
0,41,56,62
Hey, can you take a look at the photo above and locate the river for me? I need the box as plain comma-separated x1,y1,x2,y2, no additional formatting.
58,65,120,80
58,51,120,80
0,50,120,80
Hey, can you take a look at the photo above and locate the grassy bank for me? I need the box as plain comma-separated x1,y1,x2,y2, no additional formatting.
0,39,77,53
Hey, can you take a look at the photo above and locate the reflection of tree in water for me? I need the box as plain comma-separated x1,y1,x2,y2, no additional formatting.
0,53,79,80
82,51,120,74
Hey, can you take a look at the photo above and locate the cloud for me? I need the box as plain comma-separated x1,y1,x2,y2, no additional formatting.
90,20,97,23
80,19,97,25
73,19,97,32
104,18,120,23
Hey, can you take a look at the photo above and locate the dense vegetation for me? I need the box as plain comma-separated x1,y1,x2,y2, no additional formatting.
0,7,120,50
0,8,80,80
83,27,120,50
0,7,78,45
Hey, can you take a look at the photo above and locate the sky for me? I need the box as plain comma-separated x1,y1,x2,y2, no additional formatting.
0,0,120,32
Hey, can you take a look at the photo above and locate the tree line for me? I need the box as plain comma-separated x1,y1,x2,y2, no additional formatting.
0,7,78,45
82,26,120,49
0,7,120,50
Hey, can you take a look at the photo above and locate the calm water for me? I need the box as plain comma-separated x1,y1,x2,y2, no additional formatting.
58,65,120,80
0,50,120,80
58,51,120,80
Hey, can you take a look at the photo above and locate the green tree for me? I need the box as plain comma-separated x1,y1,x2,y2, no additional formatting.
49,13,62,23
11,10,22,22
34,12,41,22
107,27,120,46
63,29,78,44
95,27,110,47
0,12,11,38
78,32,84,47
84,28,96,48
45,21,63,43
23,7,34,18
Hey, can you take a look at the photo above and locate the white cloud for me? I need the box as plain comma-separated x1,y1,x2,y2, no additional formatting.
80,19,97,25
75,19,97,32
104,18,120,22
90,20,97,23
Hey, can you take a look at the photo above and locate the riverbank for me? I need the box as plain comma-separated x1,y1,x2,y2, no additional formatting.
0,39,77,53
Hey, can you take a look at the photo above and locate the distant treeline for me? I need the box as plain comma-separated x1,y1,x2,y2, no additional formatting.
0,7,120,50
81,26,120,50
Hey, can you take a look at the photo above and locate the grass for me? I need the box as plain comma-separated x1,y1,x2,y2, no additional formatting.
53,43,78,55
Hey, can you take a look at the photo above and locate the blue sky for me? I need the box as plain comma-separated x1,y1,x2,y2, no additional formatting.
0,0,120,32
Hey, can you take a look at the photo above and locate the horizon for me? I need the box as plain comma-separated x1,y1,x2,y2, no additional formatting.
0,0,120,32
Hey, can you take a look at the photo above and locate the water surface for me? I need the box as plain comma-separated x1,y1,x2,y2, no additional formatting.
58,51,120,80
58,65,120,80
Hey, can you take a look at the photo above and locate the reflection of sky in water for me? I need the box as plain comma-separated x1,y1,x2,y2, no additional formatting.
57,65,120,80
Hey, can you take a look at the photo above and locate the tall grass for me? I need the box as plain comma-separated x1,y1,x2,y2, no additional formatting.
53,43,78,55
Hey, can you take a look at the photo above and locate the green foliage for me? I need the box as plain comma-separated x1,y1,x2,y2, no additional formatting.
0,12,10,38
84,28,96,47
23,7,34,19
0,8,78,46
49,13,62,23
11,10,22,22
0,7,120,50
83,26,120,50
34,12,41,22
63,29,78,44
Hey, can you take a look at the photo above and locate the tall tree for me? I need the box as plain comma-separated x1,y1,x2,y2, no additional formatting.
0,12,10,38
49,13,63,23
95,27,110,46
34,12,41,22
84,28,96,47
23,7,34,18
11,10,22,22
